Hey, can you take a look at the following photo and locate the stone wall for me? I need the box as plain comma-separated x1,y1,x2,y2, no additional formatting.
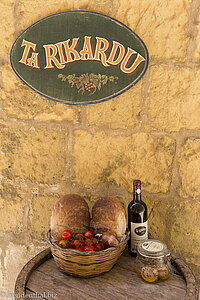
0,0,200,296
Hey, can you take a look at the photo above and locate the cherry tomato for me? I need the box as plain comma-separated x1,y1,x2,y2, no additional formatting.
84,231,94,239
94,242,104,251
71,232,76,239
74,241,85,249
68,240,75,248
74,240,82,247
84,245,95,252
74,240,79,246
58,240,68,249
76,246,84,252
91,238,98,245
74,233,84,240
85,239,93,246
61,230,72,240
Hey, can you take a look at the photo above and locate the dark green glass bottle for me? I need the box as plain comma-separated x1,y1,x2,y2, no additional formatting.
128,180,148,256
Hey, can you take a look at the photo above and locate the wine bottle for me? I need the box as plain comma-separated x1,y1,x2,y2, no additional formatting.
128,180,148,256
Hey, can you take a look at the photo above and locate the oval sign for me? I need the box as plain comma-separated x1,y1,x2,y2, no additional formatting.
10,11,149,105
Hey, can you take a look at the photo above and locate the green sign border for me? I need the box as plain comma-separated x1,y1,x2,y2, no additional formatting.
10,11,149,105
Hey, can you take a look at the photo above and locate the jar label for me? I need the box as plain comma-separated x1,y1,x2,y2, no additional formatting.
141,241,164,252
131,221,148,252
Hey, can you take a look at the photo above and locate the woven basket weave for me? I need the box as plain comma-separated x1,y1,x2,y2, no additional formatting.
47,230,129,278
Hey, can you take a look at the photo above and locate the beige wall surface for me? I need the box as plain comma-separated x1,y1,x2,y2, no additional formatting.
0,0,200,297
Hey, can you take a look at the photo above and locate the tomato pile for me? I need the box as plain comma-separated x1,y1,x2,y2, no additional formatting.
54,230,104,252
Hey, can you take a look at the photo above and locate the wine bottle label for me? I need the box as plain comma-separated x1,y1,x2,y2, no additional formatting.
130,221,148,252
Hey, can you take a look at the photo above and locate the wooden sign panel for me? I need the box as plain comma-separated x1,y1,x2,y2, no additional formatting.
10,11,149,105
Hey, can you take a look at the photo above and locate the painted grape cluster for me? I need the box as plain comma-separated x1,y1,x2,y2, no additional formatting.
58,73,119,95
85,81,95,92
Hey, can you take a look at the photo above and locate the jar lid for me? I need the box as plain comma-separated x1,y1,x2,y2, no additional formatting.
137,239,170,258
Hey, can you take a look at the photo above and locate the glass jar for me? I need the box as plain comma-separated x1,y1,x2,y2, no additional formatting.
135,239,171,283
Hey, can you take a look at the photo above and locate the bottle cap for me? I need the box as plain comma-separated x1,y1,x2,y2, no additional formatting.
133,180,141,190
133,179,141,185
137,239,170,258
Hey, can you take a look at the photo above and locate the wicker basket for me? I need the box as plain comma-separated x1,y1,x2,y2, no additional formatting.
47,230,129,278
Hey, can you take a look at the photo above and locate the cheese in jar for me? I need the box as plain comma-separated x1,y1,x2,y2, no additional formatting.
135,239,171,283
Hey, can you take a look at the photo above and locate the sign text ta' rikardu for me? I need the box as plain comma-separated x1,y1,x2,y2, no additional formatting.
20,37,145,75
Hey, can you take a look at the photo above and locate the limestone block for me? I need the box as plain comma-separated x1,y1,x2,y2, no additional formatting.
0,151,9,173
80,0,119,16
0,0,15,61
19,0,71,29
179,138,200,198
0,128,67,184
4,242,46,293
2,65,80,122
0,199,25,233
0,178,27,232
148,66,200,132
0,177,27,203
86,83,142,129
0,248,4,291
73,131,175,193
144,198,171,245
19,0,119,30
116,0,189,60
19,0,117,30
170,201,200,259
30,195,58,239
193,10,200,61
0,269,3,291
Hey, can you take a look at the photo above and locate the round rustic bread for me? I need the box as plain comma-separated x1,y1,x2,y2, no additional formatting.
91,196,126,241
51,194,90,240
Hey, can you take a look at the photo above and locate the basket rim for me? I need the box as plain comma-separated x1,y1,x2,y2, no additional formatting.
46,229,129,256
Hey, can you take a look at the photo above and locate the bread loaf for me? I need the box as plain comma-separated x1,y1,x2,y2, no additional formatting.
91,196,126,241
51,194,90,240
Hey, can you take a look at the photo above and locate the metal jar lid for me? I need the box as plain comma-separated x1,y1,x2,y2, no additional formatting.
137,239,170,259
